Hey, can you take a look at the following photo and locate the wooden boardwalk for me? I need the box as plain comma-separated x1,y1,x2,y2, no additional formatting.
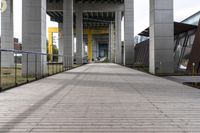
0,63,200,132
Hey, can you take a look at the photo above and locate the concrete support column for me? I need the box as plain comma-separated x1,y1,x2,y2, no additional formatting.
108,25,111,61
92,37,97,60
76,8,84,64
124,0,134,66
82,40,86,63
149,0,174,74
96,41,99,58
88,30,93,63
109,23,115,63
115,11,122,64
63,0,74,67
1,0,14,68
83,41,86,56
22,0,47,76
58,23,64,62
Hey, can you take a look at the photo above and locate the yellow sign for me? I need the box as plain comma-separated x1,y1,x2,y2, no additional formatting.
48,27,109,63
48,27,59,62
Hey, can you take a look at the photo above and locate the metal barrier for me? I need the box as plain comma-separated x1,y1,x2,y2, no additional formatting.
0,49,77,92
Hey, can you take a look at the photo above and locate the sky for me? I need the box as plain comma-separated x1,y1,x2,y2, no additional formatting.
7,0,200,42
134,0,200,36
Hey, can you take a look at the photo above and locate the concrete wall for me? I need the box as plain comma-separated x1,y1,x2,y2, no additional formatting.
149,0,174,74
22,0,47,76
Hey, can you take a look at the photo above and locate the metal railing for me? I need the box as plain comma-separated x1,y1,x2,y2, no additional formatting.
0,49,77,92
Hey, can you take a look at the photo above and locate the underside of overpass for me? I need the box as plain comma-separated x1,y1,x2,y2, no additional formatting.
2,1,200,132
47,0,125,64
1,0,174,77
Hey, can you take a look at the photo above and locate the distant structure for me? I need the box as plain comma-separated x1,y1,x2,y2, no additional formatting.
1,0,178,75
0,38,22,51
182,11,200,25
134,11,200,74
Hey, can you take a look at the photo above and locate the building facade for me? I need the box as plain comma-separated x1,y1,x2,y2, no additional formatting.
135,11,200,74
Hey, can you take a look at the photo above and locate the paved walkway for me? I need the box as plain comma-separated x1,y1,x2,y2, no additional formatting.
1,63,200,132
165,76,200,84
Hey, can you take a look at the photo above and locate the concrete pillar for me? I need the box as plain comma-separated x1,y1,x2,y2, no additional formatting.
109,23,115,63
22,0,47,76
1,0,14,68
76,7,84,64
92,38,97,60
115,11,122,64
58,23,64,62
88,30,93,63
149,0,174,74
82,40,86,63
63,0,74,67
83,41,86,56
96,41,99,58
108,25,111,61
124,0,134,66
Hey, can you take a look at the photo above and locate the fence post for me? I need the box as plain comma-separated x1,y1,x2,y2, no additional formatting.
15,52,17,86
35,53,37,80
192,62,196,86
56,55,58,73
0,50,2,92
26,53,29,83
52,55,54,75
65,56,67,71
63,56,64,71
48,54,50,76
67,56,69,70
42,54,44,77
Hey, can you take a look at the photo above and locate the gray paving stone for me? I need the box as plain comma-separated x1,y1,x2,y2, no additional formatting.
0,63,200,132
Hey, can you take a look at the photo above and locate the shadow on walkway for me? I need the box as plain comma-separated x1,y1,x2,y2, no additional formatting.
1,67,90,132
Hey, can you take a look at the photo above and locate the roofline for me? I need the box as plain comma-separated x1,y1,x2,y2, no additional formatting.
138,21,197,37
182,11,200,22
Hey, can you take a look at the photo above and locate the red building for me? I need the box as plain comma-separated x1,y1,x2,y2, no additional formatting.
0,38,22,50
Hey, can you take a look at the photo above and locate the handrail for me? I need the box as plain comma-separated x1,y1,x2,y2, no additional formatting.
0,49,64,56
0,48,81,92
